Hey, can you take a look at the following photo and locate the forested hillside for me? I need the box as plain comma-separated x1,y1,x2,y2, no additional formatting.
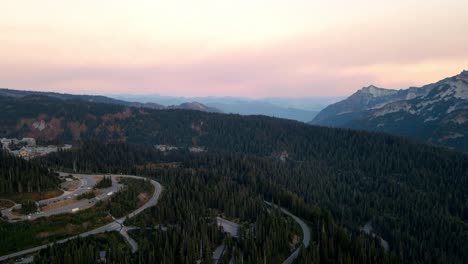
1,93,462,159
38,142,399,264
41,141,468,263
2,94,468,263
0,151,58,193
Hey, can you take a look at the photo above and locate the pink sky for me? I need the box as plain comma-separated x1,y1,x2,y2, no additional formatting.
1,1,468,97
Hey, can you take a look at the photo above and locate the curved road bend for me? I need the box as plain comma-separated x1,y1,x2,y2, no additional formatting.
0,174,162,262
1,173,111,222
264,201,310,264
38,172,99,206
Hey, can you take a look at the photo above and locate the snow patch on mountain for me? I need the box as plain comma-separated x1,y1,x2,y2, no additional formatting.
424,116,438,123
372,102,415,117
429,80,468,100
406,92,418,100
439,133,464,142
452,81,468,99
450,115,468,124
361,85,397,97
416,99,442,109
447,105,458,114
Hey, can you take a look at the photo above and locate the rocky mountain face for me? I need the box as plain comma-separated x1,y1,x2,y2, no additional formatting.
310,71,468,152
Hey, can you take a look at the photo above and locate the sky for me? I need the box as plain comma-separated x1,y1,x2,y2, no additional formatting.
1,1,468,97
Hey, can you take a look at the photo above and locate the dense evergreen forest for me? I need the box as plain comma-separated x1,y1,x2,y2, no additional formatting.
36,145,398,263
0,151,58,193
0,94,463,159
94,176,112,189
1,95,467,263
34,233,132,264
40,141,468,263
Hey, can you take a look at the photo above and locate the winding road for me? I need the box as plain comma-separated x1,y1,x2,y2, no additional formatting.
264,201,310,264
0,174,162,262
1,173,122,222
1,175,308,264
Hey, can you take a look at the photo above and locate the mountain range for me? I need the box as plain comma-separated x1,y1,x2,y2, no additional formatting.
310,70,468,152
109,95,342,122
0,88,219,113
0,85,467,263
0,88,339,121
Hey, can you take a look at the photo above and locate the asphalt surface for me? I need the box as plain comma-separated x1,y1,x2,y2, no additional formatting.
1,174,121,221
264,201,311,264
39,172,98,205
212,245,226,264
216,217,240,238
0,174,162,262
212,203,310,264
120,226,139,253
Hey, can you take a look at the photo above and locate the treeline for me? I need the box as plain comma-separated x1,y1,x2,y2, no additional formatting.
19,200,38,214
2,93,461,158
107,178,153,218
40,140,188,174
94,176,112,189
0,151,58,193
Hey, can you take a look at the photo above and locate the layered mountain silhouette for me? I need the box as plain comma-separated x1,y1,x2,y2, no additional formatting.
0,88,219,112
310,70,468,152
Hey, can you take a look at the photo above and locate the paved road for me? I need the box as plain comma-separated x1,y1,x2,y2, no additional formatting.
264,201,310,264
38,172,98,205
1,174,121,221
0,174,162,262
212,245,226,264
216,217,240,238
120,226,139,253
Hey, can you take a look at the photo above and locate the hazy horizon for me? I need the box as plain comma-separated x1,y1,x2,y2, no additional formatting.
1,1,468,97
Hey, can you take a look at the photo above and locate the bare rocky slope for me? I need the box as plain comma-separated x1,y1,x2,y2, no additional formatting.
310,70,468,152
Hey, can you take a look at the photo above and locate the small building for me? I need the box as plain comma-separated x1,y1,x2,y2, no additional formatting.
60,144,72,150
189,146,205,153
18,147,31,158
155,145,178,152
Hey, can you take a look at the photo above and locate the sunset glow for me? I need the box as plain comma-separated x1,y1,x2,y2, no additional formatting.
1,0,468,97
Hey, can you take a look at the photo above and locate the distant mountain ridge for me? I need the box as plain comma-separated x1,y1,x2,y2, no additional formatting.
310,70,468,151
0,88,219,112
167,102,220,113
109,95,342,122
